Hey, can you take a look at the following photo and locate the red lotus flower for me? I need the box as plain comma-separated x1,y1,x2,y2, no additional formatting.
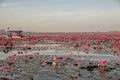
98,58,107,65
76,59,82,63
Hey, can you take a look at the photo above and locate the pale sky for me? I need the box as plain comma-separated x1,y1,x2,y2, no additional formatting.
0,0,120,32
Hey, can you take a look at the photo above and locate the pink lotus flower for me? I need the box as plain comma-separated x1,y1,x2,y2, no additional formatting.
98,58,107,65
84,44,89,49
12,54,16,57
1,65,9,77
1,65,9,70
76,59,82,63
53,56,59,61
24,53,31,57
7,55,17,62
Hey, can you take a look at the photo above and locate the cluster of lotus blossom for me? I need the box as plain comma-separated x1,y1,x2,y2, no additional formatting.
0,50,108,78
0,32,120,55
7,54,17,63
0,32,119,78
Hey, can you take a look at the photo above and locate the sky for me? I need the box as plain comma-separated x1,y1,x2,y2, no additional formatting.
0,0,120,32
